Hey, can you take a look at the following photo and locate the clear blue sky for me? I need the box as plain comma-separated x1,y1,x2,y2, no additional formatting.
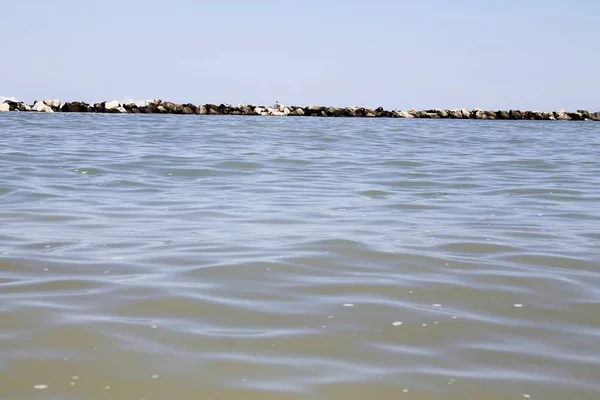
1,0,598,110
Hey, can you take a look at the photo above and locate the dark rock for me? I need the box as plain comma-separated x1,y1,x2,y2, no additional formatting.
181,103,197,114
568,112,584,121
509,109,524,120
61,101,91,112
123,103,140,113
496,110,510,120
4,100,32,111
162,101,181,114
484,110,496,119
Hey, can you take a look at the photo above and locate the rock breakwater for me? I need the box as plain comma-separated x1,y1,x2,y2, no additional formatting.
1,99,598,121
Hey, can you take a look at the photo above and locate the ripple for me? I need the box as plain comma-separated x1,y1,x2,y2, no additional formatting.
1,114,600,399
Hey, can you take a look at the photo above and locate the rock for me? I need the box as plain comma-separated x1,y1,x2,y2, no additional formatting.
471,108,486,119
415,110,439,118
448,109,463,119
162,101,181,114
393,110,414,118
196,105,208,115
32,101,54,112
3,100,31,111
0,103,9,112
61,102,91,112
116,106,128,113
43,99,61,110
567,111,584,121
292,108,304,116
181,103,197,114
554,109,571,120
103,100,120,111
495,110,510,120
254,107,265,115
577,110,597,121
123,103,140,113
509,109,523,120
425,108,448,118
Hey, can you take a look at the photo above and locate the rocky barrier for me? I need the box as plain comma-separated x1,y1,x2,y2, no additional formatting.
1,99,599,121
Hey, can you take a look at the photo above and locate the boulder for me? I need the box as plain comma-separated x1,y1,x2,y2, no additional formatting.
196,105,208,115
509,109,523,119
567,111,584,121
0,103,9,112
577,110,597,121
61,102,91,112
554,109,571,120
103,100,120,111
162,101,181,114
447,109,463,119
393,110,414,118
43,99,61,110
123,103,140,113
181,103,197,114
495,110,510,120
471,108,486,119
292,108,305,116
3,100,31,111
32,101,54,112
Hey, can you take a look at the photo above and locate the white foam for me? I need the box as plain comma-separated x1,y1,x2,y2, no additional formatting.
33,385,48,390
343,303,354,307
0,95,17,103
514,304,524,308
392,321,403,326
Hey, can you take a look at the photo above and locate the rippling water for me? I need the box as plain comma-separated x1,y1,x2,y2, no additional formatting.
1,113,599,399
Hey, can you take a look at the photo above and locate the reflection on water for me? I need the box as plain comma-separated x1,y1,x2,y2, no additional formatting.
1,113,600,399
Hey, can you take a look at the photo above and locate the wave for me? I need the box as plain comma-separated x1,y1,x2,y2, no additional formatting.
1,95,17,103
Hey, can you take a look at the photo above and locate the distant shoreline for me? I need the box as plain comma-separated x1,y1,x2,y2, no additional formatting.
1,99,598,121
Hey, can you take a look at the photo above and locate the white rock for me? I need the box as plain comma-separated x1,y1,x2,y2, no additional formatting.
32,101,54,112
0,103,10,112
254,107,265,115
43,99,61,108
116,106,128,113
394,110,414,118
104,100,120,110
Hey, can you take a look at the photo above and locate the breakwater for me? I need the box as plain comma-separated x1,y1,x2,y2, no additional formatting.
1,98,599,121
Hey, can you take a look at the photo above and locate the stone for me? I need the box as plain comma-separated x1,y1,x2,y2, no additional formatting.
0,103,9,112
61,102,91,112
32,101,54,112
448,109,463,119
495,110,510,120
123,103,140,113
103,100,120,111
292,108,305,116
162,101,181,114
196,105,208,115
43,99,61,109
181,103,197,114
509,109,523,119
554,109,571,120
116,106,128,113
471,108,486,119
393,110,414,118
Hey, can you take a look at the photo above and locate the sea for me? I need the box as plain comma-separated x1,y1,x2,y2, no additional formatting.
1,113,599,400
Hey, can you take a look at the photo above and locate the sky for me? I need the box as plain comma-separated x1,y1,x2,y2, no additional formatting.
1,0,599,110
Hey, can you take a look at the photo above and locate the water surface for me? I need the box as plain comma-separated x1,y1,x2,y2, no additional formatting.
1,114,600,399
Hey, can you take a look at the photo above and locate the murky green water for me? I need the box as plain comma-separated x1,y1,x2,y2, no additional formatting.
1,113,599,399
